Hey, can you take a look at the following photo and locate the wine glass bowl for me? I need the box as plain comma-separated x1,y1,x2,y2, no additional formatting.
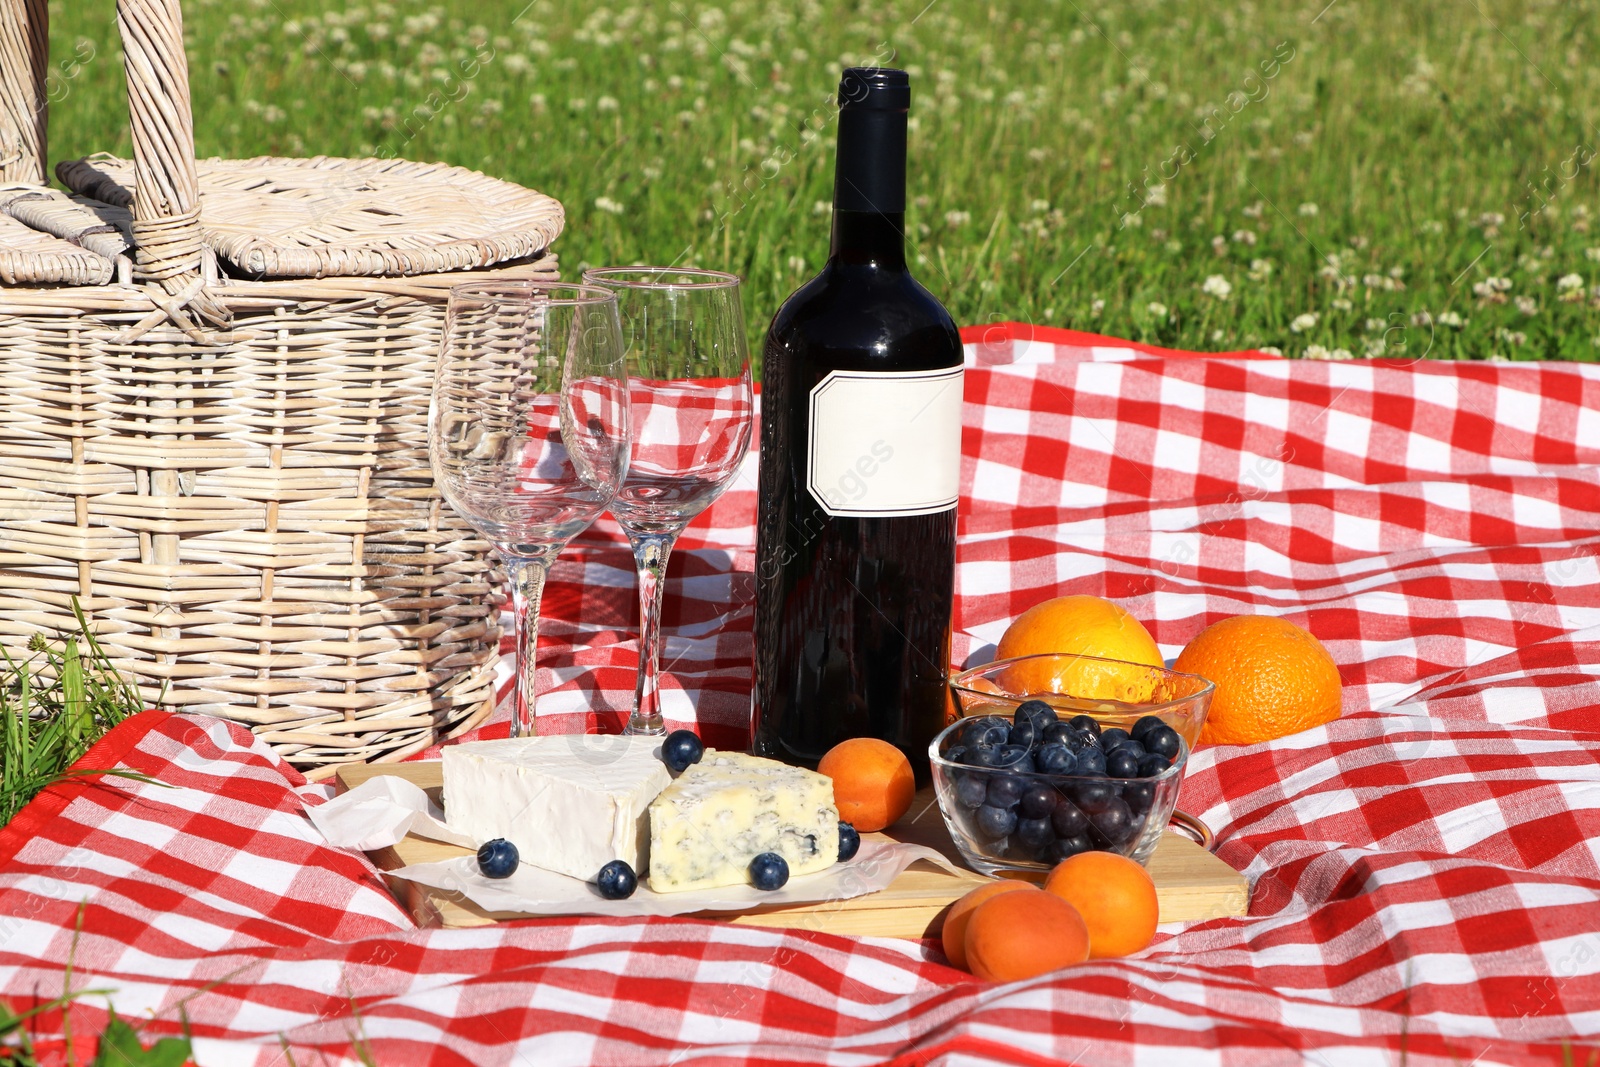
581,267,754,735
430,282,631,737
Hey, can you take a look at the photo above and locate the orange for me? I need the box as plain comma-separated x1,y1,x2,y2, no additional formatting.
817,737,915,833
964,888,1091,981
994,595,1165,703
1174,615,1342,746
940,879,1036,970
1044,851,1159,959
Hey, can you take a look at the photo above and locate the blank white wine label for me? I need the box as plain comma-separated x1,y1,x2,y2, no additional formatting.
807,366,964,517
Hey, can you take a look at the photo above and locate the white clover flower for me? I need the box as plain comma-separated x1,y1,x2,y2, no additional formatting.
1298,202,1319,216
786,256,806,272
1030,199,1051,214
1586,248,1600,262
1258,345,1283,356
945,211,971,228
1303,344,1330,359
1332,298,1353,311
1289,312,1318,333
1090,298,1105,317
1497,327,1528,346
597,95,619,112
1364,339,1389,357
1146,301,1169,320
568,97,589,112
1121,212,1143,228
1329,348,1355,360
1514,295,1538,316
1242,201,1264,219
812,200,830,216
1248,258,1274,281
1493,276,1513,291
1201,275,1233,300
1411,311,1433,326
1437,311,1465,328
1232,228,1257,246
1364,317,1385,332
1476,211,1506,229
503,54,531,75
1145,183,1168,207
1211,235,1227,256
593,196,625,215
1557,273,1585,292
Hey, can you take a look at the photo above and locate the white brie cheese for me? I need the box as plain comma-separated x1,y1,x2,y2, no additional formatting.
442,735,671,881
648,750,840,893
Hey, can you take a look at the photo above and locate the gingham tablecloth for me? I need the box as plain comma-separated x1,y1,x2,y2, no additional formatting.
3,323,1600,1066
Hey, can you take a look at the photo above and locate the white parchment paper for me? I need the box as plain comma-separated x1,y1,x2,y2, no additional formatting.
311,771,959,919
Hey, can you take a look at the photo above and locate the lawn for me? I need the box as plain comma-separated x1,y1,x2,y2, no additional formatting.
41,0,1600,361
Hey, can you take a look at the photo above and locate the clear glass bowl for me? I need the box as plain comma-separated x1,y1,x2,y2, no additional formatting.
931,654,1214,874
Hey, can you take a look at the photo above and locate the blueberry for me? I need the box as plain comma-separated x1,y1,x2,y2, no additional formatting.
838,822,861,861
1089,798,1135,843
1065,728,1099,753
1035,743,1076,775
1019,784,1058,819
995,745,1034,771
1068,714,1102,738
476,838,519,879
1144,725,1183,761
662,729,705,773
967,743,1002,768
1106,748,1141,779
1131,715,1166,742
960,716,1009,747
1050,799,1089,837
1075,779,1115,813
955,773,988,809
1007,719,1038,749
1015,698,1057,731
1138,753,1172,778
976,721,1012,748
1016,816,1054,849
943,744,969,767
596,858,637,899
1118,740,1147,760
1100,727,1132,752
1041,835,1091,863
1041,721,1076,746
749,852,789,890
975,804,1018,839
1075,748,1107,776
986,774,1025,809
1123,780,1156,814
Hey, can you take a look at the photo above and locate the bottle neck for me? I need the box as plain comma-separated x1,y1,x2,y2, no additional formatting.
828,103,908,270
829,210,906,268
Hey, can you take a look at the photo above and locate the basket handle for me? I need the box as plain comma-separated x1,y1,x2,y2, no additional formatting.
0,0,48,185
117,0,213,295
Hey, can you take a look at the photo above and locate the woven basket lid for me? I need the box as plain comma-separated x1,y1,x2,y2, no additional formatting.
0,189,117,286
56,155,564,280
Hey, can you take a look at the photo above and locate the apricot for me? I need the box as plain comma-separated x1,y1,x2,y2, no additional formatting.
964,889,1090,981
940,879,1035,970
1044,851,1160,959
817,737,915,832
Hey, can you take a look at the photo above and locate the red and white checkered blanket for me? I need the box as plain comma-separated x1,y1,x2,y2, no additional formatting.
3,323,1599,1066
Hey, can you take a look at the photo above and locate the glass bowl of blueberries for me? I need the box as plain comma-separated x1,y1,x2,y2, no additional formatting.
931,654,1214,874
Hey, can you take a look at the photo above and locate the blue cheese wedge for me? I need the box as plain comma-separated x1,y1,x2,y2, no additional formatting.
648,750,840,893
442,735,671,880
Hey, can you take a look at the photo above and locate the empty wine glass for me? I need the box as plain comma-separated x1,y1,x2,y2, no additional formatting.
430,282,631,738
582,268,753,736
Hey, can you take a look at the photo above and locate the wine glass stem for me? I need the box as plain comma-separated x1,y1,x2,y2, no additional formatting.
506,556,549,739
627,530,677,735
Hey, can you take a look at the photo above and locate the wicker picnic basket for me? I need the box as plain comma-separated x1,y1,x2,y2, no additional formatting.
0,0,564,777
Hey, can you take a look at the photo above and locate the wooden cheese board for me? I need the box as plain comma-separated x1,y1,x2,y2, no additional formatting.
335,761,1250,939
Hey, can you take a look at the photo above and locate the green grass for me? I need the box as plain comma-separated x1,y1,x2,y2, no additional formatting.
39,0,1600,360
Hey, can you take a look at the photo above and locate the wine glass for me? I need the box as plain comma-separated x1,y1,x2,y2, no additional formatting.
581,268,754,736
430,282,631,738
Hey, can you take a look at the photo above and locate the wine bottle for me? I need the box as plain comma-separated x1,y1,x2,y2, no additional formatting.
753,67,962,778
